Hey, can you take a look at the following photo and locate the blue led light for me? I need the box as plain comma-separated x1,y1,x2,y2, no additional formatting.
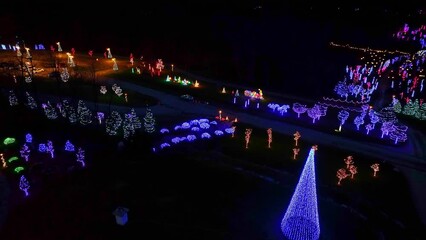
281,147,320,240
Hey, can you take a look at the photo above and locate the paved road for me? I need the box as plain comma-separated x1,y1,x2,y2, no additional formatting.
95,77,426,227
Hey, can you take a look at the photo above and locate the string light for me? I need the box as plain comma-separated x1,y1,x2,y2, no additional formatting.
281,146,320,240
329,42,409,55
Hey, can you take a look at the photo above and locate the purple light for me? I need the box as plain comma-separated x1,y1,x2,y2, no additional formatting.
281,147,320,240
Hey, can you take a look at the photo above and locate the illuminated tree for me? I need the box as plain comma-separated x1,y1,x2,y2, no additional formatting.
129,108,142,129
353,115,364,130
77,100,93,125
42,101,58,120
46,140,54,159
19,175,30,196
307,105,321,123
292,103,307,118
63,100,77,124
418,103,426,120
293,131,301,146
106,111,122,136
20,144,30,161
389,123,408,144
393,100,402,113
9,90,18,106
112,58,118,71
61,67,70,82
344,156,354,169
348,165,358,179
402,99,416,116
316,105,328,120
123,113,135,140
334,81,349,99
380,121,395,138
371,163,380,177
144,107,156,133
65,140,75,152
337,110,349,131
369,111,380,129
76,147,85,167
1,153,6,168
293,147,300,160
378,106,397,123
25,92,37,110
245,128,252,149
336,168,350,185
281,146,320,240
267,128,272,148
365,123,374,134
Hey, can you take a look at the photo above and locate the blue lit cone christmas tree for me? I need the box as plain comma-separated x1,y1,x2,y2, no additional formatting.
281,145,320,240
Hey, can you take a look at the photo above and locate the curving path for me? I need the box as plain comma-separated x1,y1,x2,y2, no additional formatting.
97,77,426,226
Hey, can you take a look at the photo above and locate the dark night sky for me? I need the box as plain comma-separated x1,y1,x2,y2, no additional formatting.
2,1,426,98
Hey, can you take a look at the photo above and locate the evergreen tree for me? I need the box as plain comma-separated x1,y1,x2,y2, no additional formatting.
25,91,37,110
402,99,415,116
144,107,156,133
123,113,135,140
129,108,142,129
77,100,93,125
8,90,18,106
106,111,122,136
418,103,426,120
393,100,402,113
43,101,58,120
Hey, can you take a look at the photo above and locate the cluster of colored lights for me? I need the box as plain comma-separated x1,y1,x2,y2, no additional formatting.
165,75,199,87
154,117,234,152
329,42,409,55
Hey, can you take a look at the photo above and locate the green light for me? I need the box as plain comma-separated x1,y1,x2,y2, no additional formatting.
3,137,16,145
8,156,19,163
14,166,24,173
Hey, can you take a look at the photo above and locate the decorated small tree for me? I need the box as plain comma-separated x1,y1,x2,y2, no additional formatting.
106,111,122,136
19,175,30,196
393,99,402,113
77,100,93,125
353,115,364,130
381,121,395,138
76,147,86,167
293,131,301,146
365,123,374,134
307,105,321,123
123,113,135,140
61,68,70,82
65,140,75,152
25,92,37,110
42,101,58,120
20,144,31,161
129,108,142,129
46,140,54,158
369,112,380,129
144,107,156,133
9,90,18,106
371,163,380,177
348,165,358,179
292,147,300,160
1,153,7,168
292,103,307,118
344,156,354,169
336,168,350,185
337,110,349,132
267,128,272,148
245,128,252,149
